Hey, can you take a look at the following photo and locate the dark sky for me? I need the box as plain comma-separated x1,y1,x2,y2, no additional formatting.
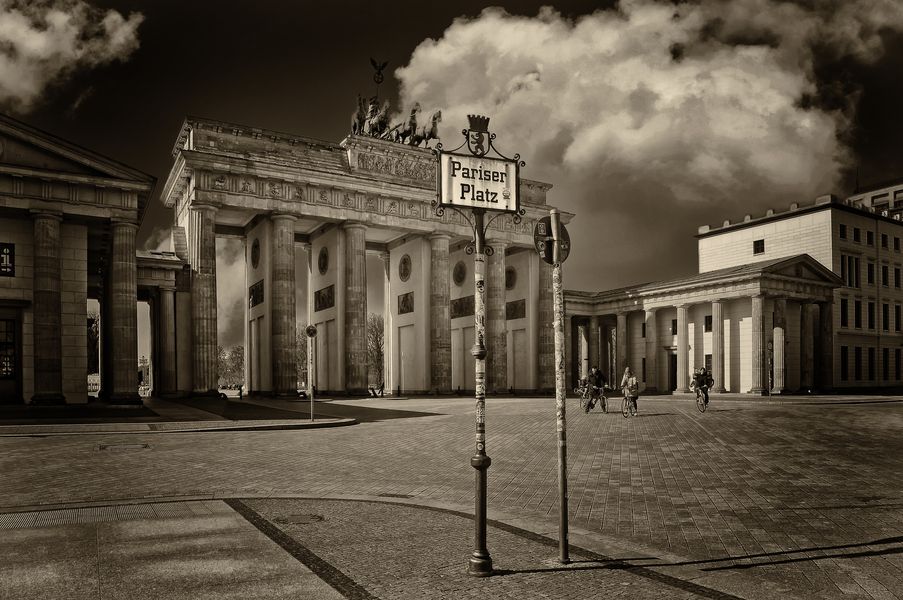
9,0,903,297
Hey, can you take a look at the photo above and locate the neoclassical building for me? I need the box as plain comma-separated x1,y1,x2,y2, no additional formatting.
162,117,569,396
566,188,903,394
0,113,185,405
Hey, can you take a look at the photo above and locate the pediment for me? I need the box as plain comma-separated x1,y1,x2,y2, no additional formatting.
0,114,153,186
767,255,842,284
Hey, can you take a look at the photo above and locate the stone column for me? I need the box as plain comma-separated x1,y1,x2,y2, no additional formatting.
564,314,573,390
271,214,297,396
537,257,554,391
676,304,690,392
577,322,587,379
429,232,452,393
588,315,600,372
190,205,218,395
616,312,628,379
817,301,834,392
772,298,786,394
486,242,507,392
343,222,368,394
711,300,726,393
749,294,766,395
159,286,177,396
109,221,140,404
800,303,816,391
644,309,658,393
381,251,392,390
31,211,64,404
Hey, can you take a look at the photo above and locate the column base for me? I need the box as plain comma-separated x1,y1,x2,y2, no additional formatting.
747,387,768,396
30,393,66,406
192,389,222,399
675,387,690,394
711,386,726,394
105,392,143,406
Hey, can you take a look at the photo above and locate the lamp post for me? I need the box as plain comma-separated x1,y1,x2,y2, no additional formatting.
433,115,524,577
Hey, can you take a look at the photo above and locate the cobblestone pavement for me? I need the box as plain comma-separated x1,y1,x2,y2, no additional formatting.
2,396,902,599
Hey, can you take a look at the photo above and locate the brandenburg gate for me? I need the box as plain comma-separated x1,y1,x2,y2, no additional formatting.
161,116,571,396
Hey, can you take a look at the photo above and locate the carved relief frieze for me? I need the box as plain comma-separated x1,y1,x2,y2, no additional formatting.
213,175,227,190
355,151,436,184
240,179,253,194
365,196,377,212
267,181,281,198
385,200,399,215
407,201,419,217
343,193,356,209
318,189,332,205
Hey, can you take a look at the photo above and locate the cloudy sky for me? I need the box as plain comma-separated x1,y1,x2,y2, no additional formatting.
4,0,903,349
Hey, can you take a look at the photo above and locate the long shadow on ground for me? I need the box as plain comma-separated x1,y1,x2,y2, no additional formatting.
169,397,442,423
0,403,160,424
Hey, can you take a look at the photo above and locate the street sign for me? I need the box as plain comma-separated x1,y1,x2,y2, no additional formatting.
534,216,570,264
305,324,318,338
438,152,519,213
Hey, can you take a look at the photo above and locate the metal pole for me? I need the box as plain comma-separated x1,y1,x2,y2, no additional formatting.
551,208,570,564
308,336,314,421
468,208,492,576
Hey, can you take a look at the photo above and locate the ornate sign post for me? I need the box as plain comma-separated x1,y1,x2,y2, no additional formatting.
434,115,524,577
535,209,572,564
306,324,317,421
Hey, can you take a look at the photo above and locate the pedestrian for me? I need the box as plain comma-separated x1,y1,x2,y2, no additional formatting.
621,366,639,415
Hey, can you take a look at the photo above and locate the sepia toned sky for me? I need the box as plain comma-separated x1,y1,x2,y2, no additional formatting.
4,0,903,349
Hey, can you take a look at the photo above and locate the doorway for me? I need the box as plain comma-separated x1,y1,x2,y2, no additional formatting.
0,310,21,403
668,352,677,392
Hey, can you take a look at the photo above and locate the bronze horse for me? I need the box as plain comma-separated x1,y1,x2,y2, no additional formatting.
410,110,442,147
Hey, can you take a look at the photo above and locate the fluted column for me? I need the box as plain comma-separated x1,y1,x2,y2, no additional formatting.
159,286,177,396
817,301,834,392
486,242,507,392
644,309,658,393
31,211,64,404
191,205,218,395
772,298,786,394
271,214,297,396
616,312,628,378
381,251,392,389
676,304,690,392
538,257,554,391
429,232,452,393
711,300,725,393
800,303,816,390
749,294,766,395
343,222,368,394
588,315,600,372
109,221,140,404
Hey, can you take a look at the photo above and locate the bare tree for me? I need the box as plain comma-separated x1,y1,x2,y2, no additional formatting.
218,345,245,387
367,312,384,386
296,328,309,389
87,311,99,374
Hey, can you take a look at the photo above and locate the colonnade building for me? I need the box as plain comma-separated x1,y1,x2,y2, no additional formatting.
163,117,567,397
565,187,903,394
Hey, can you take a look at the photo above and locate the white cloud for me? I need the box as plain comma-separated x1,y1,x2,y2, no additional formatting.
394,0,903,288
0,0,143,112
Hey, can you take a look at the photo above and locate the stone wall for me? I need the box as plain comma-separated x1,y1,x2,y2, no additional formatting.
60,223,87,403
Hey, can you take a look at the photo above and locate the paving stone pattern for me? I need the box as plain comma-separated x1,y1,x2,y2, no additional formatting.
2,396,902,599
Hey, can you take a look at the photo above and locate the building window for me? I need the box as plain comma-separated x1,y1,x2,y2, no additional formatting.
704,315,712,332
868,347,876,381
641,322,645,338
896,237,901,251
840,298,848,327
896,305,901,332
840,346,849,381
883,347,890,380
867,262,875,284
705,354,712,372
897,348,901,381
642,357,646,382
883,303,890,331
855,300,862,328
671,319,677,335
882,233,889,248
753,239,765,255
854,227,861,242
843,255,861,288
839,224,847,239
883,265,889,287
854,346,862,380
868,301,875,329
867,230,874,246
896,267,901,288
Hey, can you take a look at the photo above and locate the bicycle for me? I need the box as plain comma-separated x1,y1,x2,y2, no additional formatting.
689,380,709,413
621,389,637,418
574,379,607,414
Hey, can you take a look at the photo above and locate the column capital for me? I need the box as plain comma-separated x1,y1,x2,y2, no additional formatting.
190,203,220,214
644,307,658,316
110,219,139,231
30,209,63,222
270,212,298,223
342,220,367,232
429,231,453,241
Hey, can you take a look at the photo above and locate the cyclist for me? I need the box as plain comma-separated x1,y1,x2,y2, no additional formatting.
691,367,714,406
620,366,639,416
584,366,606,411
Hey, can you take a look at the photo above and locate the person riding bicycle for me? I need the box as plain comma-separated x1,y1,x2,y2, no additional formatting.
691,367,714,405
620,366,639,416
587,366,606,410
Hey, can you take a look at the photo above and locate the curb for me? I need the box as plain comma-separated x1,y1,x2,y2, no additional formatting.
0,418,357,437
